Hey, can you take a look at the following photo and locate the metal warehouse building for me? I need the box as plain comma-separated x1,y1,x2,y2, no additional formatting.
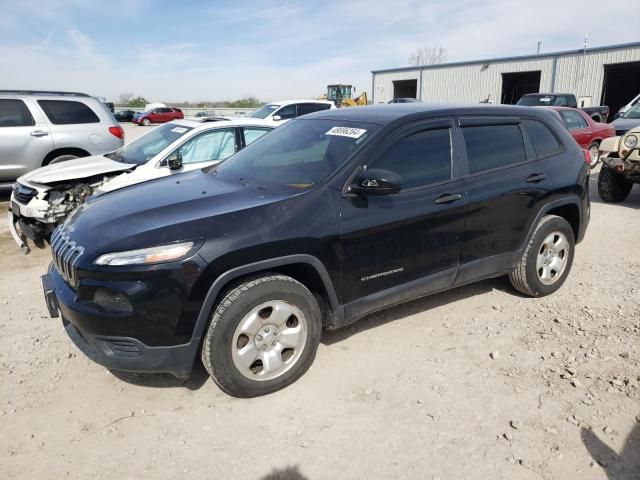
371,41,640,115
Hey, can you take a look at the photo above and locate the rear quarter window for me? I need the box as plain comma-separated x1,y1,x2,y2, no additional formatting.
37,100,100,125
0,99,35,127
523,119,562,158
463,124,527,174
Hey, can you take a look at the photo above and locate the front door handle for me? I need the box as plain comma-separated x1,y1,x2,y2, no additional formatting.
526,173,546,183
434,193,462,204
31,130,49,137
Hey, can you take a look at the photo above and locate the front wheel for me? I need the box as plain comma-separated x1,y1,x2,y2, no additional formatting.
509,215,575,297
598,166,632,202
141,118,151,126
201,273,322,397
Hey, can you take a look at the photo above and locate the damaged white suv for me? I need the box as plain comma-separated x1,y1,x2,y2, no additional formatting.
9,118,274,252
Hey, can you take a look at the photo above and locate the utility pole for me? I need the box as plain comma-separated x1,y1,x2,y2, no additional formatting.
537,41,542,55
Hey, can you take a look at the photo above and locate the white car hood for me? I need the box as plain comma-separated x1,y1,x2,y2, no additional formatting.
97,163,165,194
20,154,134,186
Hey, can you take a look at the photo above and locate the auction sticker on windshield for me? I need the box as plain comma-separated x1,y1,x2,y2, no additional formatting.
326,126,367,139
171,127,188,133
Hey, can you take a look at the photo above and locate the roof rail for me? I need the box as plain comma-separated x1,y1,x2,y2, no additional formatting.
0,90,90,97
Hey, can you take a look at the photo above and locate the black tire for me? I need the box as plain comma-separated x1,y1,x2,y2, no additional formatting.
141,118,151,126
509,215,575,297
201,273,322,397
598,167,632,203
587,142,600,169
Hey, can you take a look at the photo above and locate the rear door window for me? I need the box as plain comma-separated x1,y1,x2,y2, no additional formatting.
373,128,452,189
462,124,527,174
0,99,35,127
560,110,588,130
38,100,100,124
523,119,562,158
298,103,332,116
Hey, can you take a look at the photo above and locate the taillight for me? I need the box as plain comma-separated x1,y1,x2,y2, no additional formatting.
109,126,124,140
582,149,591,165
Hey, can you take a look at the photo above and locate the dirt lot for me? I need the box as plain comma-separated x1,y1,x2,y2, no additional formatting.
1,171,639,480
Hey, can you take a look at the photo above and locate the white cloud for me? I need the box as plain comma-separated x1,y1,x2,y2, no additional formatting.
1,0,639,102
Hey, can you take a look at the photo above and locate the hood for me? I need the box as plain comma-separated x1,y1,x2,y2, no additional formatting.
66,169,289,255
19,154,134,186
612,117,640,133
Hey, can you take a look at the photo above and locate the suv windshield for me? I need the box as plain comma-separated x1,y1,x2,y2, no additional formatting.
621,103,640,119
106,123,193,165
251,104,279,119
212,119,379,189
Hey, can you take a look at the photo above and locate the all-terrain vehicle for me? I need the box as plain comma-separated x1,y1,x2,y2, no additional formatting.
598,125,640,202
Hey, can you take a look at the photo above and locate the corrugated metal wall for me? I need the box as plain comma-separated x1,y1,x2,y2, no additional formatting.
554,48,640,104
372,45,640,105
373,70,420,104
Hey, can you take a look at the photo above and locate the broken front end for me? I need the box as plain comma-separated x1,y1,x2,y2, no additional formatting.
8,176,110,254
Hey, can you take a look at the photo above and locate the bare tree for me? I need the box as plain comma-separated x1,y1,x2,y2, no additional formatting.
117,92,134,106
408,46,447,66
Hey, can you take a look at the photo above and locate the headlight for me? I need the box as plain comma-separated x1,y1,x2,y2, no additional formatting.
94,241,195,266
624,134,638,149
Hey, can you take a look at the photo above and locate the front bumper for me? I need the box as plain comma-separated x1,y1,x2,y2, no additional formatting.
42,269,199,377
8,211,30,254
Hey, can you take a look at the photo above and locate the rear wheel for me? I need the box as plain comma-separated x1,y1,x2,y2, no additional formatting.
201,273,322,397
588,142,600,169
598,166,632,202
509,215,575,297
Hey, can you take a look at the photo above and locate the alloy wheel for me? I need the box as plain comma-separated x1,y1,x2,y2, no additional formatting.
231,300,308,381
536,231,570,285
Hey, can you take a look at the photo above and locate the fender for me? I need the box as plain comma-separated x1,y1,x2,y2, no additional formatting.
520,196,584,252
190,254,343,342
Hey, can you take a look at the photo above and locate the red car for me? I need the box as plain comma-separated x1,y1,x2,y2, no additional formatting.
133,107,184,126
549,106,615,168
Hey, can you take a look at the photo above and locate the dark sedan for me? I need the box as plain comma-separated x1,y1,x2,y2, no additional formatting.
114,110,135,122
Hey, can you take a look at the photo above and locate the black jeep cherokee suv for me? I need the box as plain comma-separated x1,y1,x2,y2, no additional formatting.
42,104,590,397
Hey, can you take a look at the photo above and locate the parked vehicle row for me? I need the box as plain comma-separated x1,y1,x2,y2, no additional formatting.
516,93,610,123
9,118,274,252
37,104,591,397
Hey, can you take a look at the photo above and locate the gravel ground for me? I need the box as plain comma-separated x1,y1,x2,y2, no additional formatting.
1,167,639,480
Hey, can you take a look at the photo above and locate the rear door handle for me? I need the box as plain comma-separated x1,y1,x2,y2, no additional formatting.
526,173,546,183
434,193,462,204
31,130,49,137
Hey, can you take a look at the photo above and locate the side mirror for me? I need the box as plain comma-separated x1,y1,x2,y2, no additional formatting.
272,115,282,121
613,112,622,119
166,152,183,170
350,168,401,196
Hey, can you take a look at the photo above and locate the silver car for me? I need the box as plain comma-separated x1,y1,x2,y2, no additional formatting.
0,90,124,187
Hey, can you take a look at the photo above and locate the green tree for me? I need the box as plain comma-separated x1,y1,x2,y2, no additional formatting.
127,96,149,108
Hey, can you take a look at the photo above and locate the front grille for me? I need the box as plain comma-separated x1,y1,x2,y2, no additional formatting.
51,226,84,288
12,183,37,205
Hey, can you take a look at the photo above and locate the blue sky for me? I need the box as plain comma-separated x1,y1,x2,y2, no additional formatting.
1,0,638,103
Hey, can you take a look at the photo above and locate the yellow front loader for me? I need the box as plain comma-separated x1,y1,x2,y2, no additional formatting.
325,84,368,107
